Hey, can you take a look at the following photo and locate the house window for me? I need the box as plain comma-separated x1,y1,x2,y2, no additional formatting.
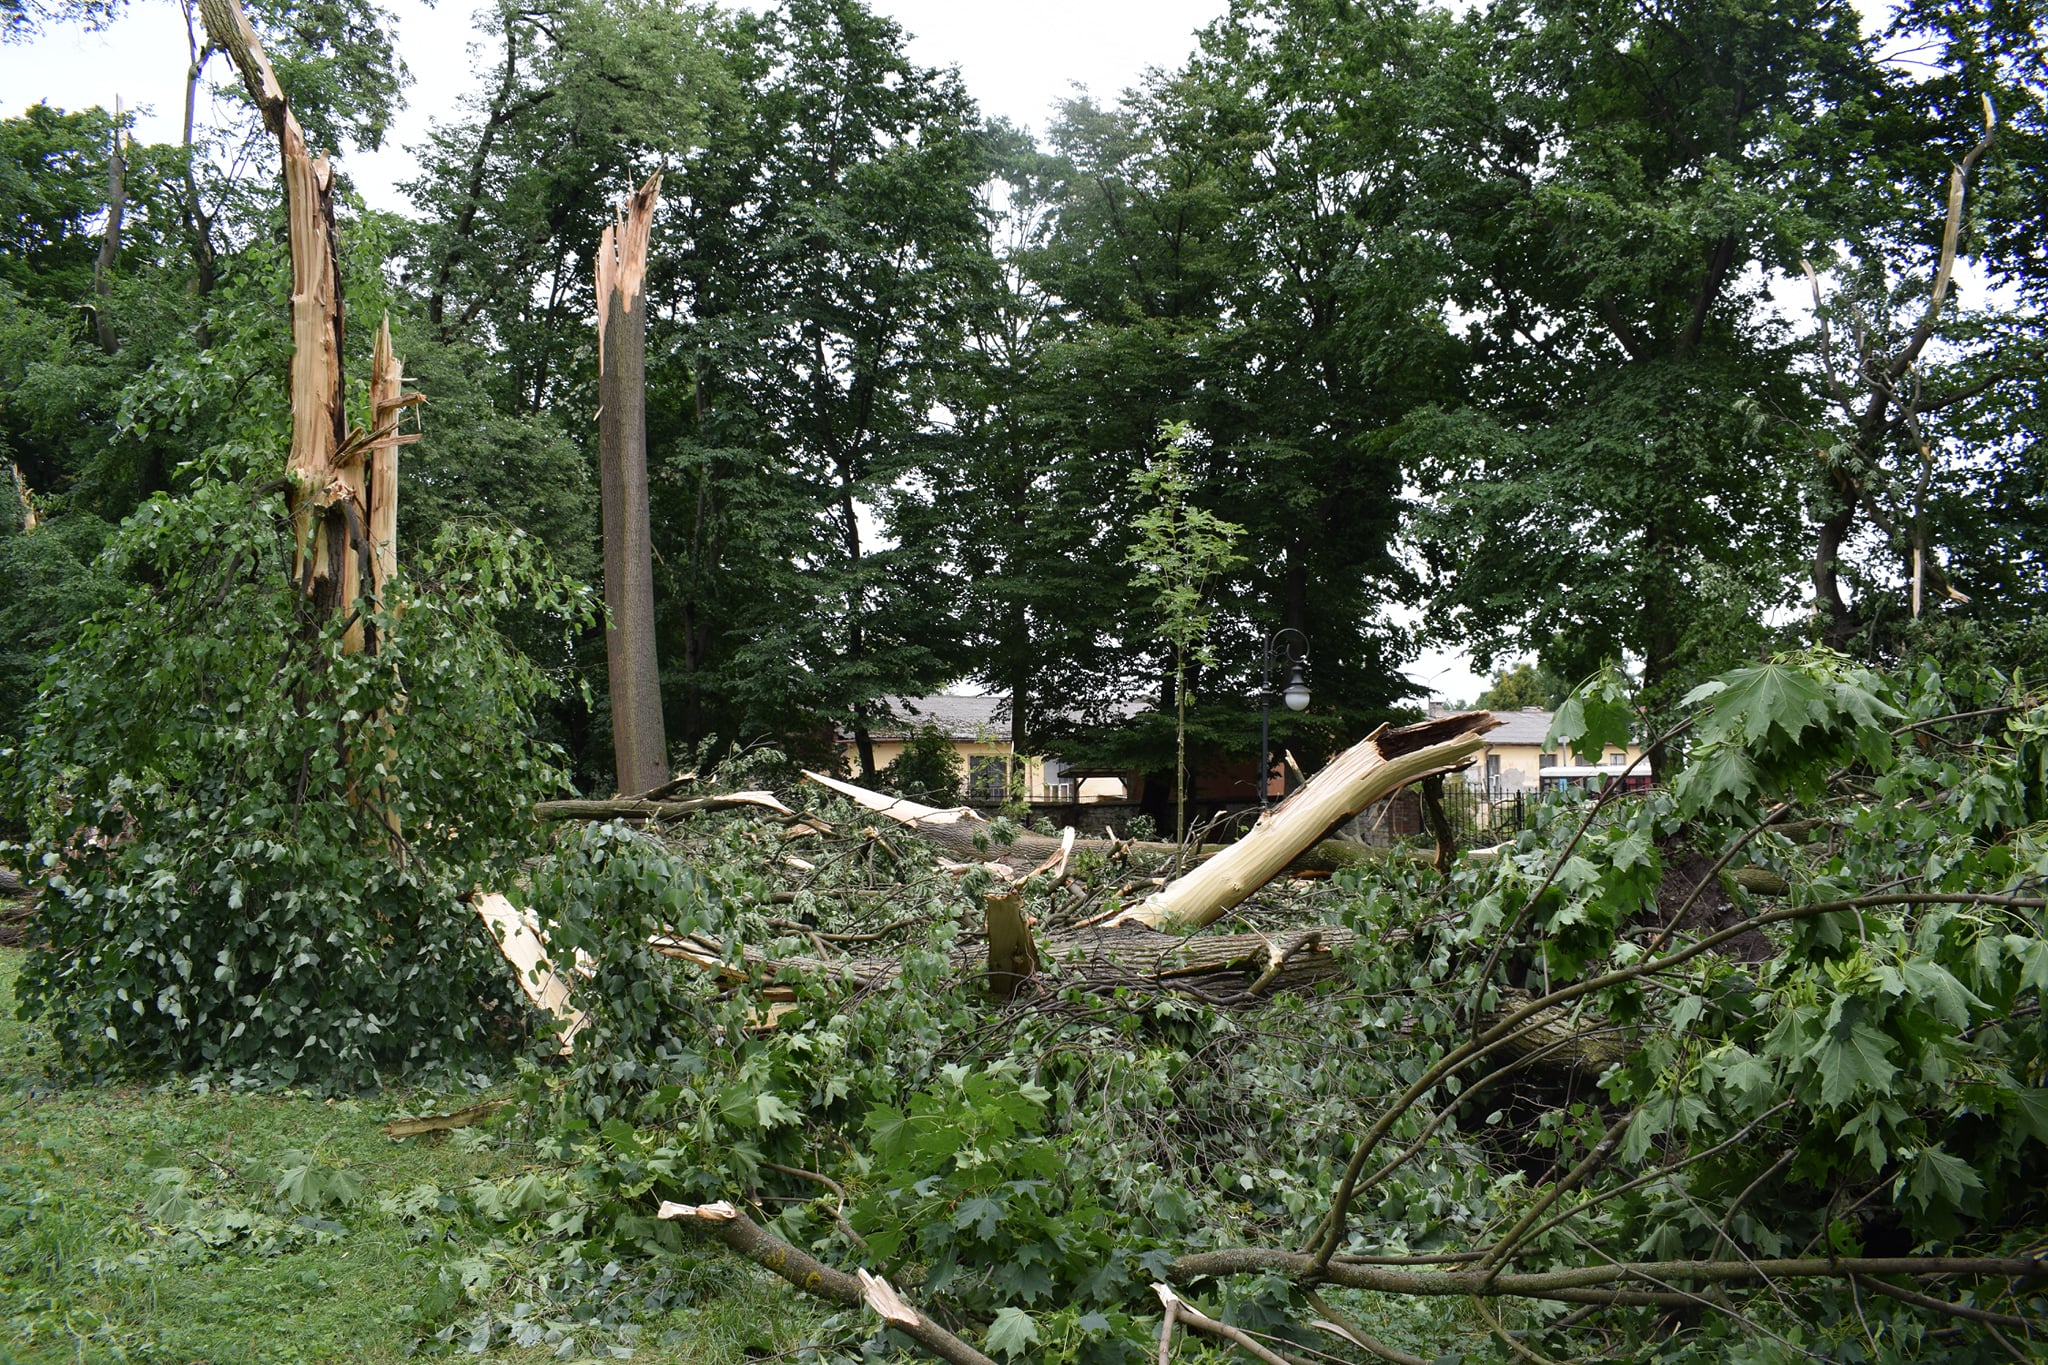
1041,758,1074,803
1485,753,1501,797
968,755,1012,803
1538,752,1556,769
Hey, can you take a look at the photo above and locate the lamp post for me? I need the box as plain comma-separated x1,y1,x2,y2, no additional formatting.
1259,627,1310,810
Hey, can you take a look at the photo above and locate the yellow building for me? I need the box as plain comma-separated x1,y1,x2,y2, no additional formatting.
844,695,1126,805
1455,706,1646,797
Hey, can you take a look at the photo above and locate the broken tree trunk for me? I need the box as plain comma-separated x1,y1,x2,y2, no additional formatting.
1108,712,1497,931
92,95,124,356
199,0,362,624
360,314,418,649
10,464,37,532
800,770,1387,876
596,172,669,798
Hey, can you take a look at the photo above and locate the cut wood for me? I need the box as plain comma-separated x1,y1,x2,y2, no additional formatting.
1109,712,1498,930
595,172,668,798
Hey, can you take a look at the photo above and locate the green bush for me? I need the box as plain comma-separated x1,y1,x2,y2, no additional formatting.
877,721,963,805
7,477,595,1087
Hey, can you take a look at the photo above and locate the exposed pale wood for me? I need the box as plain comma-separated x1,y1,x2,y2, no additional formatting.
983,890,1037,999
10,464,37,532
475,893,588,1052
1110,713,1498,930
199,0,353,614
365,314,419,634
596,172,668,797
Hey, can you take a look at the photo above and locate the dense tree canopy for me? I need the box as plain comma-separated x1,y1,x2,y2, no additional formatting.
0,0,2042,786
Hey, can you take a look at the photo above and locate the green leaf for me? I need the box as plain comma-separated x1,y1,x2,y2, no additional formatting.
1903,1145,1982,1213
984,1306,1039,1359
2012,1089,2048,1145
1811,1019,1898,1108
1704,662,1832,749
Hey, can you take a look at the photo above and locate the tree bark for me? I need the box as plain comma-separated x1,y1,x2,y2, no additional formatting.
1110,711,1498,930
596,173,670,797
199,0,360,621
92,97,124,356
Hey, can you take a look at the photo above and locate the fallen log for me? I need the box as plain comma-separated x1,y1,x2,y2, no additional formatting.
645,925,1619,1068
1110,712,1498,930
533,791,795,822
650,922,1359,1005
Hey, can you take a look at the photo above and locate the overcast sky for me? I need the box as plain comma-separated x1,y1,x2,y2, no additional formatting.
0,0,1498,703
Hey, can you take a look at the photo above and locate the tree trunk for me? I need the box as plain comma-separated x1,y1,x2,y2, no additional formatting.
1109,711,1496,931
199,0,359,623
596,173,670,798
92,96,124,356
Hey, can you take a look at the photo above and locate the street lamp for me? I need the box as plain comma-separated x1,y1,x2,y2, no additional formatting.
1259,627,1309,810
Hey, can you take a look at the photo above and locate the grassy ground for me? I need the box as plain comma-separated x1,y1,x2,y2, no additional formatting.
0,948,820,1365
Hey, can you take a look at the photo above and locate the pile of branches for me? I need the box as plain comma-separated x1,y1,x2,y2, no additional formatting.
512,656,2047,1364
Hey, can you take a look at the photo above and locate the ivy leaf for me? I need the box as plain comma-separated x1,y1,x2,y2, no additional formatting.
984,1306,1040,1360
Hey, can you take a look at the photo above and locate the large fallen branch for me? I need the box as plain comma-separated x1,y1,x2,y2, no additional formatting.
1170,1246,2048,1310
1110,712,1497,930
533,791,795,822
650,922,1359,1005
656,1200,997,1365
800,711,1498,888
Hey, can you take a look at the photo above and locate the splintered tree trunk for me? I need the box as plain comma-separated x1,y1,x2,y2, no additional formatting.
92,96,124,356
359,315,418,652
199,0,358,622
1108,712,1498,931
596,173,669,797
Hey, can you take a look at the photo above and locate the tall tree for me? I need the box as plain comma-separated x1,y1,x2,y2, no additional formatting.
1409,0,1876,723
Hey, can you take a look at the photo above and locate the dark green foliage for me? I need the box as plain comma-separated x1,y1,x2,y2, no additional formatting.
0,509,117,754
1474,661,1569,712
10,479,595,1086
877,723,963,806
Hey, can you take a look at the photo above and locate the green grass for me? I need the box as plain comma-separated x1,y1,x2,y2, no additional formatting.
0,948,823,1365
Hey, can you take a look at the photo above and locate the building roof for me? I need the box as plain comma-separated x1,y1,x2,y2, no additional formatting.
861,694,1009,742
1483,707,1558,747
